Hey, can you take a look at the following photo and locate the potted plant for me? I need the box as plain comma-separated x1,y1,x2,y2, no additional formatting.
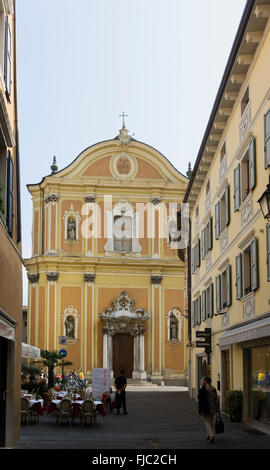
225,390,243,422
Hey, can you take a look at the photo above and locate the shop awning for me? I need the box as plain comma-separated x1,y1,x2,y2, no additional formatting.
22,343,41,360
219,316,270,347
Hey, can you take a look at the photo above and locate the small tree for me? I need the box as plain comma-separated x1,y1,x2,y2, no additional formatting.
40,350,72,389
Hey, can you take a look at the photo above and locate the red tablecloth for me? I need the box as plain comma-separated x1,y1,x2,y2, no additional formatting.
31,401,45,416
47,401,106,418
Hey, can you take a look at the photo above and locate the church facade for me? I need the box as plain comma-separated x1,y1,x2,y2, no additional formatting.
24,125,188,382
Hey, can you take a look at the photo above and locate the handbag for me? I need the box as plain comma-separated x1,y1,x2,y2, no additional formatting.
215,411,225,434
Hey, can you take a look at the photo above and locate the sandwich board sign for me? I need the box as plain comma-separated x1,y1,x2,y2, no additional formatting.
92,368,110,400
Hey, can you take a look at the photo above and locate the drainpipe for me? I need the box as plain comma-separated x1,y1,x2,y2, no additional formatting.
13,0,21,245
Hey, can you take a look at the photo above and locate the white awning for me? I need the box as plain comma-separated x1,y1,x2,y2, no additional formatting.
0,317,15,341
22,343,41,360
219,316,270,347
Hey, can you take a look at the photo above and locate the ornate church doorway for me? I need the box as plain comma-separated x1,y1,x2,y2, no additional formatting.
113,334,134,378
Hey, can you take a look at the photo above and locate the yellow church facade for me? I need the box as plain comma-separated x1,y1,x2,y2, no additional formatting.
25,125,188,383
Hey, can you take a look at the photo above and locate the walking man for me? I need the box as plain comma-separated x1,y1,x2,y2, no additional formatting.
198,376,219,443
114,370,128,415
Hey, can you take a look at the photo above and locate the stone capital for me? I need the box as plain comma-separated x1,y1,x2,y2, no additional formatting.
84,273,95,283
27,273,39,284
46,272,59,282
151,275,162,285
44,194,59,204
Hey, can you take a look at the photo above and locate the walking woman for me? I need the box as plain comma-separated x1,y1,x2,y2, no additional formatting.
198,376,219,444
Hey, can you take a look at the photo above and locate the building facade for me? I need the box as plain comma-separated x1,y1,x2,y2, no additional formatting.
0,0,22,449
184,0,270,430
25,124,188,384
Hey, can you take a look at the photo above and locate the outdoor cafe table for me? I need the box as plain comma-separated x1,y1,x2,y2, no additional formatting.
29,399,45,416
50,399,105,418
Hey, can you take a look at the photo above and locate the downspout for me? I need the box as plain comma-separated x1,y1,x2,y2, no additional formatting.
13,0,21,245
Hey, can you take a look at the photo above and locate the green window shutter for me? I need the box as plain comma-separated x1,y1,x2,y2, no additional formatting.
209,283,214,318
265,110,270,169
202,290,206,321
192,247,195,274
226,265,232,307
215,202,220,240
6,152,14,236
216,275,221,313
249,137,256,191
251,237,259,292
201,229,206,260
4,17,11,97
192,301,195,328
236,254,243,300
267,225,270,282
208,217,213,251
234,164,241,211
225,184,230,226
196,239,201,268
197,295,201,326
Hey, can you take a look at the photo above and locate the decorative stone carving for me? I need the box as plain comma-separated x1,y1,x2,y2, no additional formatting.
239,103,251,142
84,273,95,283
220,229,228,255
195,216,200,236
242,292,255,321
219,155,227,183
117,125,132,147
205,192,211,214
166,307,183,343
46,272,58,282
152,197,162,206
62,305,79,344
63,204,81,242
205,253,212,273
221,311,230,329
151,276,162,285
99,291,149,336
44,194,59,204
85,194,96,203
27,273,39,284
241,196,253,228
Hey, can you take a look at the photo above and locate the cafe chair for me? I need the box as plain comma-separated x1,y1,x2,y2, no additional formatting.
80,399,96,428
57,399,73,427
20,397,32,425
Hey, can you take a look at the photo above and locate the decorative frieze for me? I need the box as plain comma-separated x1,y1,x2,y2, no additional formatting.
219,155,227,183
205,192,211,214
205,253,212,274
44,194,59,204
241,196,253,228
27,273,39,284
239,103,251,143
220,229,229,255
46,272,58,282
151,276,162,285
221,311,230,330
242,292,255,321
84,273,96,283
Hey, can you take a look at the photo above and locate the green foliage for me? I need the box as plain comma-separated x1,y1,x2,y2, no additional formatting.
225,390,243,422
22,363,41,381
40,350,73,389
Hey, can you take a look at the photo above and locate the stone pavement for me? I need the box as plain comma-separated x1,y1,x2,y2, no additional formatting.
14,391,270,449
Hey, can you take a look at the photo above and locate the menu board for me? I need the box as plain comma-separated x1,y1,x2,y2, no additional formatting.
92,368,110,400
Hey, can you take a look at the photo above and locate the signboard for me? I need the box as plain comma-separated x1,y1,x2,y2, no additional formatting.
196,341,211,348
92,368,110,400
59,336,68,345
196,328,212,354
59,349,67,358
0,318,15,341
22,343,41,360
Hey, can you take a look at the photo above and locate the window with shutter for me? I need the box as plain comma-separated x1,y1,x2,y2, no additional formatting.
267,225,270,282
201,229,206,260
215,202,220,239
226,265,232,307
4,16,11,97
202,290,206,322
196,239,201,268
251,237,258,292
225,184,230,226
216,275,221,313
249,137,256,191
236,254,243,300
6,152,13,236
197,295,201,326
265,109,270,169
234,164,241,211
208,217,213,251
209,283,214,318
192,247,195,274
192,301,195,328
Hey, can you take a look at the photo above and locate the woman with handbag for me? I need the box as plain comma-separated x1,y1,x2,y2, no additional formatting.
198,376,220,444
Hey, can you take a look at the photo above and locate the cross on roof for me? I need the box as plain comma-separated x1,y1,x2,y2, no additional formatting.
119,111,128,126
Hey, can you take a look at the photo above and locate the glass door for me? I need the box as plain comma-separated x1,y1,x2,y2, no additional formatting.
250,345,270,426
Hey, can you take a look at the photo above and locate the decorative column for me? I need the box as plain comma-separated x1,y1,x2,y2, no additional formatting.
103,331,108,369
108,334,114,379
151,275,163,384
139,332,146,380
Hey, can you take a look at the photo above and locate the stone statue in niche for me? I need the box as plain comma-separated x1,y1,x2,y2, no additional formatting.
67,218,76,240
170,315,179,341
65,315,75,338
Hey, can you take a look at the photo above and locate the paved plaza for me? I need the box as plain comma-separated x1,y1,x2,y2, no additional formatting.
14,390,270,449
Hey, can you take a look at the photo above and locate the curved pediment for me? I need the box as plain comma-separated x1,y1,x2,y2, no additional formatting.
100,291,149,322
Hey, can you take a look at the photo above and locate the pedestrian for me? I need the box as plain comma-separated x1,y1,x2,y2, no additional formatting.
198,376,219,444
114,370,128,415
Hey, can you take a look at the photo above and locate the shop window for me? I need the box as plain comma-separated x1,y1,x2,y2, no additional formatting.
250,346,270,426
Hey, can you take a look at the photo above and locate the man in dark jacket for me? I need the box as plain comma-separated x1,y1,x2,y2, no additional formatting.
198,376,219,443
114,370,128,415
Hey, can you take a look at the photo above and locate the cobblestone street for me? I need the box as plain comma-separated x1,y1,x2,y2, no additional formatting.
14,391,270,449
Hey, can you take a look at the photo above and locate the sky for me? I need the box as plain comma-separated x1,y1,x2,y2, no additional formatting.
16,0,247,304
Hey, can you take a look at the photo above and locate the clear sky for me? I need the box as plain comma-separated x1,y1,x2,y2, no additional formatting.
17,0,247,304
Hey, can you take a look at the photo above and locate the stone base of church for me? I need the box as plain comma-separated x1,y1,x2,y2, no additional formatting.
132,371,147,380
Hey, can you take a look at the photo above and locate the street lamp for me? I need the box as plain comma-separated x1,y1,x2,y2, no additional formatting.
258,175,270,222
